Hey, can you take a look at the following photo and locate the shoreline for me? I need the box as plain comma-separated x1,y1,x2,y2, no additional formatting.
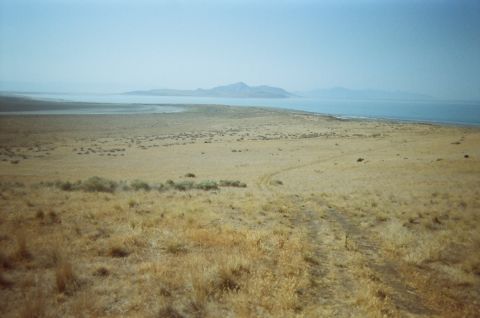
1,95,479,128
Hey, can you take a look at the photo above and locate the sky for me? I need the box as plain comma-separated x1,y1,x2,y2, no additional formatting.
0,0,479,100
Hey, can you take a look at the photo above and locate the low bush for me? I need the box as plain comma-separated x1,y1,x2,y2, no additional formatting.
219,180,247,188
196,180,218,191
174,180,195,191
81,177,118,193
48,177,245,193
130,180,151,191
54,180,81,191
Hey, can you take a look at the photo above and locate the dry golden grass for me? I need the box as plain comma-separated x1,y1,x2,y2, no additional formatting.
0,103,479,316
0,185,314,317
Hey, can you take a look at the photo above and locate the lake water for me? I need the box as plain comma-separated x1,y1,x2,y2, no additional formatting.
5,92,480,126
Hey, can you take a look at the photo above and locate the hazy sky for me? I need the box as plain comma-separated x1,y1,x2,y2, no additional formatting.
1,0,479,99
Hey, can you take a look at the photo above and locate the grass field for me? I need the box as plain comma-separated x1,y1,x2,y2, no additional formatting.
0,98,479,317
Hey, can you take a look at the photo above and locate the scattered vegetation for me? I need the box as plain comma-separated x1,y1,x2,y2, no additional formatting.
195,180,218,191
42,177,246,193
130,179,151,191
46,177,117,193
219,180,247,188
81,176,118,193
173,180,195,191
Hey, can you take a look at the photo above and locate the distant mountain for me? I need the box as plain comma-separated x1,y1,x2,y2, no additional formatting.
299,87,433,100
125,82,294,98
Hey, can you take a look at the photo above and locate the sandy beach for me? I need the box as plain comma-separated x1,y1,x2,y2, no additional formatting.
0,98,479,317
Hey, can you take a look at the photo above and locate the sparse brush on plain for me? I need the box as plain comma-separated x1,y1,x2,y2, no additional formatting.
46,177,246,194
50,177,118,192
130,179,151,191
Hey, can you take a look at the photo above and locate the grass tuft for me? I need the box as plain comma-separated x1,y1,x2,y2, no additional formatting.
55,261,78,294
166,242,188,254
94,267,110,277
109,246,130,258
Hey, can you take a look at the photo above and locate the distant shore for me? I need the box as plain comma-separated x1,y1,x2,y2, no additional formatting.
1,94,479,127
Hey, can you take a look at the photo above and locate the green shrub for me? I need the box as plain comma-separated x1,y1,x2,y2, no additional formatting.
185,173,196,178
130,180,151,191
174,180,195,191
195,180,218,191
80,177,118,193
56,181,73,191
54,180,81,191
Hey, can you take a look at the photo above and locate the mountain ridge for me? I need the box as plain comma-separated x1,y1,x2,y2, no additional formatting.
125,82,294,98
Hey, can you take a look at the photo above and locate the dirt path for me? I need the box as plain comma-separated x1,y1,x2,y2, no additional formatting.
258,143,439,316
292,197,366,316
256,142,395,190
323,203,437,316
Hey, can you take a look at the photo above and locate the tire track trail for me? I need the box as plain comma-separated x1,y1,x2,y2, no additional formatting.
323,203,437,316
257,142,395,190
258,141,438,316
293,203,366,316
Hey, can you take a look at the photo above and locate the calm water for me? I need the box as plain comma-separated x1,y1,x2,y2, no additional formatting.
6,92,480,126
